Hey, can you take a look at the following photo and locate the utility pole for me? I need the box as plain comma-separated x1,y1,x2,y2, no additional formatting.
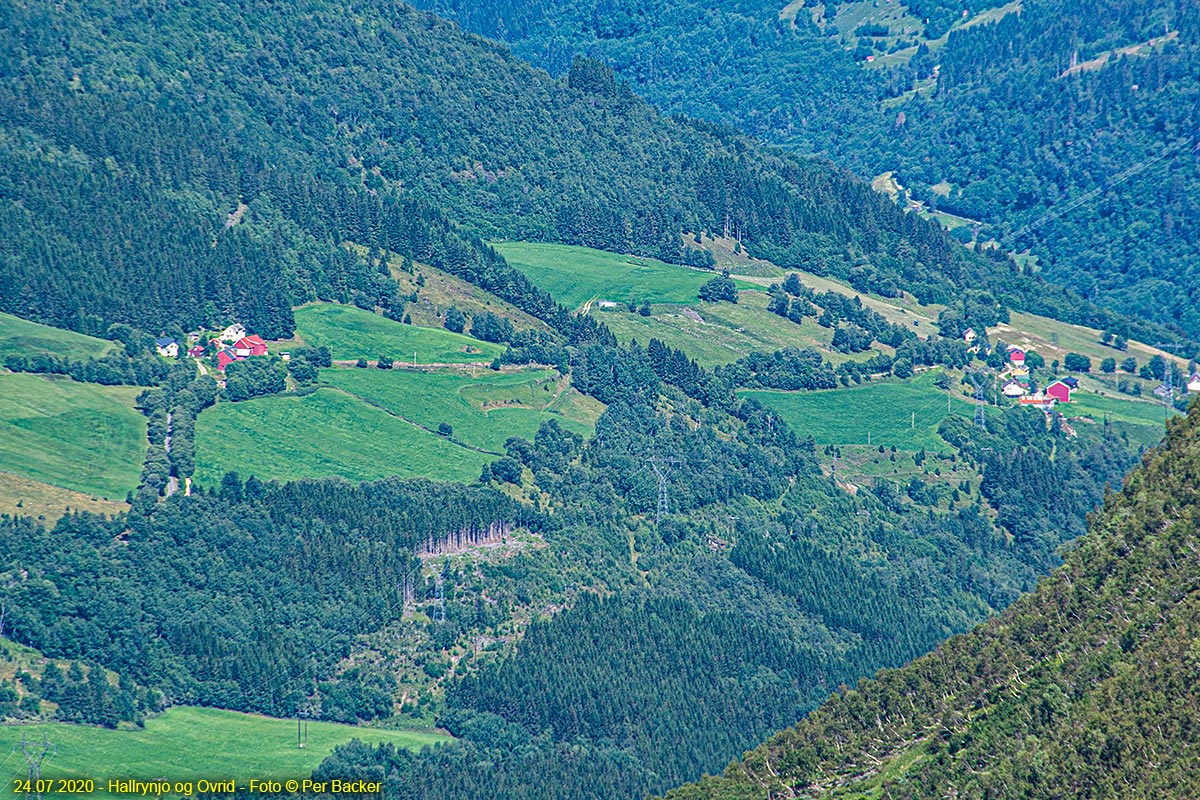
644,457,679,525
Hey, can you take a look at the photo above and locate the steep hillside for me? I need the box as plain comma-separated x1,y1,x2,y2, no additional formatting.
422,0,1200,338
664,400,1200,799
0,0,1009,342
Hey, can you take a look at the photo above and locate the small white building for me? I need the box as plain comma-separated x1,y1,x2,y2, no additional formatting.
220,323,246,342
963,328,977,343
1002,378,1027,398
1188,373,1200,393
154,337,178,358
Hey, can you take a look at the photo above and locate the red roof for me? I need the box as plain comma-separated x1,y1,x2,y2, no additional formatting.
234,335,268,356
217,349,237,370
1045,380,1071,403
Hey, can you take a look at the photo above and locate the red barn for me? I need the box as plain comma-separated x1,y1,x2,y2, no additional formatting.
1006,345,1026,365
234,335,268,357
1045,379,1071,404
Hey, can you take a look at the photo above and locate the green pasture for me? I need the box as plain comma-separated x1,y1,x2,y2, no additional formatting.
594,291,857,367
321,368,597,454
193,388,492,486
493,241,751,309
293,304,503,363
0,706,447,793
741,370,978,451
0,373,145,500
0,312,116,361
1065,391,1169,447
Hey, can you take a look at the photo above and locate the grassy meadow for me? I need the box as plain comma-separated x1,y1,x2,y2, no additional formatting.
0,706,448,792
384,256,551,334
193,367,603,486
0,472,127,524
193,388,492,486
1065,391,1171,447
293,303,503,363
741,370,979,452
321,368,599,454
0,373,146,500
597,292,861,367
0,312,116,361
493,241,746,309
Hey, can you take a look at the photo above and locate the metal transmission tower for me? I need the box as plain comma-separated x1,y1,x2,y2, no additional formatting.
433,567,446,623
644,457,679,525
1153,343,1186,423
18,733,54,799
968,371,989,432
401,570,416,617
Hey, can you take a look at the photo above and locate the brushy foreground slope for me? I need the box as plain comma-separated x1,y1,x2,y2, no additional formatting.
665,401,1200,799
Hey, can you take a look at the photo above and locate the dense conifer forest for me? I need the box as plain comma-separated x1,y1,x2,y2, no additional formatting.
663,402,1200,799
420,0,1200,337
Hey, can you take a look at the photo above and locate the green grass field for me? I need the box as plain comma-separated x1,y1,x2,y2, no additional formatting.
193,388,492,487
321,368,598,454
995,311,1188,379
741,370,978,452
493,241,751,309
595,291,869,367
0,313,116,361
1065,391,1170,447
0,374,146,500
0,706,448,793
293,304,503,363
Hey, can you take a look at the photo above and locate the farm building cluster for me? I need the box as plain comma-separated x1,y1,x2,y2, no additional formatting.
962,329,1199,412
154,323,279,371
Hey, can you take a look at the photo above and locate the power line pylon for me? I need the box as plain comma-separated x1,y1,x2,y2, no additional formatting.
1153,342,1186,424
644,457,679,525
968,371,988,432
18,733,54,800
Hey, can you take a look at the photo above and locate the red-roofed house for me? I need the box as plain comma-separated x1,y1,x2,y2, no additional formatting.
1007,345,1026,366
217,347,238,370
187,345,206,358
234,335,268,357
1045,379,1072,404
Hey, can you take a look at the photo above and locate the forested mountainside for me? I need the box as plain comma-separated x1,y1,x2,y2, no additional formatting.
1,0,972,340
0,0,1173,347
1,333,1140,797
421,0,1200,337
300,390,1136,798
663,402,1200,799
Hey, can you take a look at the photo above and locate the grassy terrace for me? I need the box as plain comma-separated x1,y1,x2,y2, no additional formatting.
493,241,755,309
293,303,504,364
0,373,146,500
0,312,116,362
195,367,602,487
741,370,979,452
